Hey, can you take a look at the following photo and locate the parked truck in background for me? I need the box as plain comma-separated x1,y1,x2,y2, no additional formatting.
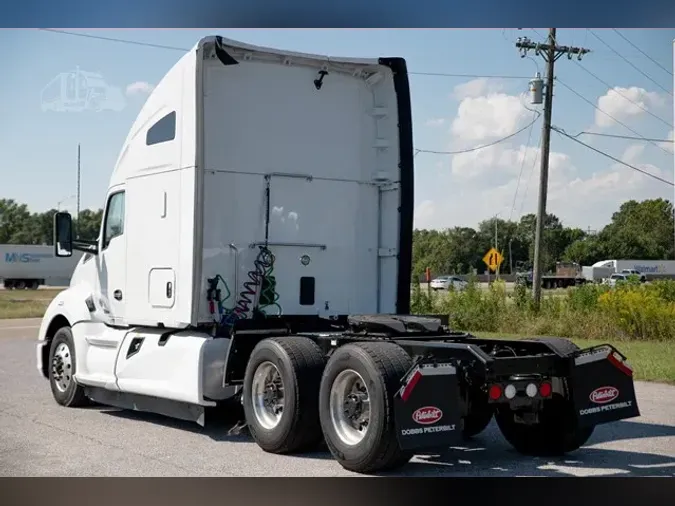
515,261,587,289
1,244,82,289
36,35,640,474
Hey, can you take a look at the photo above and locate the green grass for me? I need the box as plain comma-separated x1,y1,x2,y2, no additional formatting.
473,331,675,384
0,289,62,319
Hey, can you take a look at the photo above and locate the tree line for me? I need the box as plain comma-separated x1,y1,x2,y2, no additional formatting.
1,197,674,277
0,199,103,245
413,198,674,278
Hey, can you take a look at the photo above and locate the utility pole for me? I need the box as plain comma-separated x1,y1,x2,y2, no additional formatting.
516,29,590,308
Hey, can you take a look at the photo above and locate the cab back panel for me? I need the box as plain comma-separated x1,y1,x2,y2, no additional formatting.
197,46,404,321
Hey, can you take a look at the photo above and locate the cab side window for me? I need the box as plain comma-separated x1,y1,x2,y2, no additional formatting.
103,191,125,249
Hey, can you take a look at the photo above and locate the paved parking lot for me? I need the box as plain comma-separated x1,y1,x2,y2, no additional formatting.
1,318,674,477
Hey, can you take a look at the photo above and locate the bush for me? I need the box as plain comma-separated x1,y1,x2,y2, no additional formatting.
416,279,675,342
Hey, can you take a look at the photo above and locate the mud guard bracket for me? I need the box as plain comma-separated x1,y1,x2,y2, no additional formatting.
570,345,640,428
393,362,463,451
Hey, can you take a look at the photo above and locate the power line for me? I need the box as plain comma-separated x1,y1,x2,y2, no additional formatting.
611,29,673,77
555,77,673,156
518,133,542,218
569,131,674,143
415,113,540,156
588,29,672,96
552,126,674,186
574,61,673,129
509,111,538,222
408,71,530,79
39,28,189,52
38,29,534,82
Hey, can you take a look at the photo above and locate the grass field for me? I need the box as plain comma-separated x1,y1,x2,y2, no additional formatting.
0,289,62,319
474,331,675,385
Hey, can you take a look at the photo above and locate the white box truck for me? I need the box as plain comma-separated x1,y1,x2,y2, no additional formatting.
37,36,639,474
1,244,82,289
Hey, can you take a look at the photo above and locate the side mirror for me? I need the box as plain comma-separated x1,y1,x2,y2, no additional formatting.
53,212,73,257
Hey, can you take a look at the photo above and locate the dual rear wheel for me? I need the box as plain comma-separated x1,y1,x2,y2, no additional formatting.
242,338,413,473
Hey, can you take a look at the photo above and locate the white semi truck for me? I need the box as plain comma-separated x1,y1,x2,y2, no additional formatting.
37,36,639,474
1,244,82,289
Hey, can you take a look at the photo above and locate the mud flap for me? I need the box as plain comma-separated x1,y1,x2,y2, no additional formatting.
570,346,640,428
393,362,463,451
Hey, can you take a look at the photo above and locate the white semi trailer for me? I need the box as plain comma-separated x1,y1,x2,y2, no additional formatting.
591,259,675,280
1,244,82,289
37,35,639,474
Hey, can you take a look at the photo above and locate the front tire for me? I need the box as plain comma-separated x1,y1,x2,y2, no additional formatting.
319,342,413,474
48,327,89,407
242,336,326,454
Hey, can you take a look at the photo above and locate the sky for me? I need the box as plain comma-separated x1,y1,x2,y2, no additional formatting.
1,28,673,232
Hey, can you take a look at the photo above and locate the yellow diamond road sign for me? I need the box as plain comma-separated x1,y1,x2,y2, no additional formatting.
483,247,504,272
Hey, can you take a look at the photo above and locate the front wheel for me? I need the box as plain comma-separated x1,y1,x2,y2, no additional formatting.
48,327,89,407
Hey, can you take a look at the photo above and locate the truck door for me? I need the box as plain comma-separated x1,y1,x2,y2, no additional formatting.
97,189,127,325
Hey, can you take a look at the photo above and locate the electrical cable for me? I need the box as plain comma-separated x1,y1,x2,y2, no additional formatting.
509,110,538,222
555,77,673,156
518,133,542,218
611,29,673,77
552,126,674,186
564,131,674,144
574,61,673,129
415,112,540,156
588,29,672,97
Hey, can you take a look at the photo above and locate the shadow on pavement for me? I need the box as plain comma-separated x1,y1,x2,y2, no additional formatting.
99,407,675,476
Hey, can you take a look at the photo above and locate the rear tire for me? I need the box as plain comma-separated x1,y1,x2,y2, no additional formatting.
495,393,594,456
319,342,413,474
48,327,89,407
242,336,326,454
462,390,493,438
495,336,593,455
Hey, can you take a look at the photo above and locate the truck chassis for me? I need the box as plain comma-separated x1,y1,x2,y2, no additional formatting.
46,313,640,474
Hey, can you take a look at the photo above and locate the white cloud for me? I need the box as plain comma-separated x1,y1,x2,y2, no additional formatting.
453,78,505,100
594,86,664,128
126,81,155,96
425,118,446,127
451,92,532,143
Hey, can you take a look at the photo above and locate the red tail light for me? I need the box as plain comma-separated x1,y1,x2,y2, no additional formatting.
539,381,552,397
489,384,503,400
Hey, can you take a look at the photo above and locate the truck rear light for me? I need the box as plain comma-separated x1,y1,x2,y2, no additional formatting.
488,384,502,400
539,381,552,397
525,383,538,398
504,384,517,399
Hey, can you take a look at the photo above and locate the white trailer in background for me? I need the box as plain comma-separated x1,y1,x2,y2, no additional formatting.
591,259,675,280
0,245,82,289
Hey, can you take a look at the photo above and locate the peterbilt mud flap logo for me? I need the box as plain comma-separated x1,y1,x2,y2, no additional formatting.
580,386,632,416
413,406,443,425
590,386,619,404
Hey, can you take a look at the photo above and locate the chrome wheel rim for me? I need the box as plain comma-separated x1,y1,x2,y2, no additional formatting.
329,369,371,446
51,342,73,393
251,361,285,430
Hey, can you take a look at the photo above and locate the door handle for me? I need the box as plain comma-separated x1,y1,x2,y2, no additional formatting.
114,290,123,301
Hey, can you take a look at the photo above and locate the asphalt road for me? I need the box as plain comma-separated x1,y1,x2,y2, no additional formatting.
1,318,674,477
